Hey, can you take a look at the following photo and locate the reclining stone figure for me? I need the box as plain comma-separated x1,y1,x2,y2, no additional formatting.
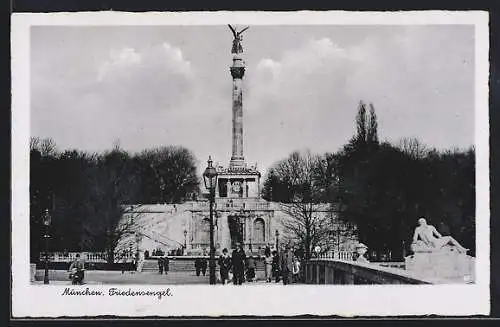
411,218,468,254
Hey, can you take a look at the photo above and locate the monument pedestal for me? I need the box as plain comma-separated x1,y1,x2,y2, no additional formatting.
405,246,475,280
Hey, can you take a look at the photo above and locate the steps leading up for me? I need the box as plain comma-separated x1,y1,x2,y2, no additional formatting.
140,258,266,273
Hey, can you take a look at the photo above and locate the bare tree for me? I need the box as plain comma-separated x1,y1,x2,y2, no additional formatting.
82,148,140,263
398,137,428,160
30,137,40,151
39,137,58,157
266,150,332,259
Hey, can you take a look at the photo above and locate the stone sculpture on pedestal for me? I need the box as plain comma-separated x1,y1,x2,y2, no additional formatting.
405,217,474,281
355,243,369,263
411,218,468,253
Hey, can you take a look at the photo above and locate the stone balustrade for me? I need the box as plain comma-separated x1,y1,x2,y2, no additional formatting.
39,251,135,263
305,258,434,285
317,251,355,261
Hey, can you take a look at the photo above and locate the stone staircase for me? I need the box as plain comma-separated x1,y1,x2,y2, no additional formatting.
141,259,159,272
140,257,266,273
140,259,197,273
169,259,197,272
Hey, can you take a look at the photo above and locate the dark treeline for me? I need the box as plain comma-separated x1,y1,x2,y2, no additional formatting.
263,101,475,260
30,138,199,263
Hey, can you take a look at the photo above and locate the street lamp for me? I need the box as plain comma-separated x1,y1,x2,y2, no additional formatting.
275,229,279,251
183,229,188,253
203,156,218,285
42,209,51,284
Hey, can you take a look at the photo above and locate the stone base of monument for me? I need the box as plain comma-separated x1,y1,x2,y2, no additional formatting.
405,246,475,282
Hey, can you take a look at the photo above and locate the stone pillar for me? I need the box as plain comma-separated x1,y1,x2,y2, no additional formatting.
245,216,250,246
316,264,320,284
230,55,245,169
220,213,231,251
243,179,248,198
257,175,261,197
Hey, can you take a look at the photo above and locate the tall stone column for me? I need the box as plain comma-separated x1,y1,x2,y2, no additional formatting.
226,179,232,198
230,55,245,169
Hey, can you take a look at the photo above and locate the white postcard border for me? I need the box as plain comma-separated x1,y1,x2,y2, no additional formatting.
11,11,490,317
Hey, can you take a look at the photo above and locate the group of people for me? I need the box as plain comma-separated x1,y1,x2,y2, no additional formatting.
157,256,170,275
194,257,208,276
217,243,301,285
269,244,301,285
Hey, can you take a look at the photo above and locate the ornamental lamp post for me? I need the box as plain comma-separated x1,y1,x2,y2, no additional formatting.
203,156,218,285
183,229,188,255
134,232,141,265
42,209,51,284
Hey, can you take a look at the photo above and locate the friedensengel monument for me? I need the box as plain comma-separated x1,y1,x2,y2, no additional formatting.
115,26,357,265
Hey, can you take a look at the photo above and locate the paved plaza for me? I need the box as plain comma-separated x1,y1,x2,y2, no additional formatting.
33,270,285,285
34,270,209,285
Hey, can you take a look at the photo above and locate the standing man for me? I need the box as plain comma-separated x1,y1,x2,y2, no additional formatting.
195,258,201,276
271,250,281,283
163,256,169,276
231,243,246,285
218,248,232,285
280,244,294,285
201,257,208,276
264,248,273,283
292,255,301,283
121,254,126,274
158,256,164,275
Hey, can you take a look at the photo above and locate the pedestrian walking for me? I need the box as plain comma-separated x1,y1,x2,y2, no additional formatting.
158,256,164,274
231,243,246,285
264,250,273,282
271,250,281,283
163,256,169,276
201,257,208,276
292,256,301,283
121,255,126,274
195,258,201,276
280,244,294,285
218,248,232,285
246,256,256,282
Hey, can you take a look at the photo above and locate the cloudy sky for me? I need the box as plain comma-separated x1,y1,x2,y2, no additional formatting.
31,25,474,175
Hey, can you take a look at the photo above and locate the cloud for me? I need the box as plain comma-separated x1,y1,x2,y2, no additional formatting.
243,27,474,173
30,26,474,176
95,43,195,113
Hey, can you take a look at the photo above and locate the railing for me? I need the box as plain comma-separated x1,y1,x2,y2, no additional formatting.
39,251,135,263
317,251,355,261
187,199,273,211
305,258,434,285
